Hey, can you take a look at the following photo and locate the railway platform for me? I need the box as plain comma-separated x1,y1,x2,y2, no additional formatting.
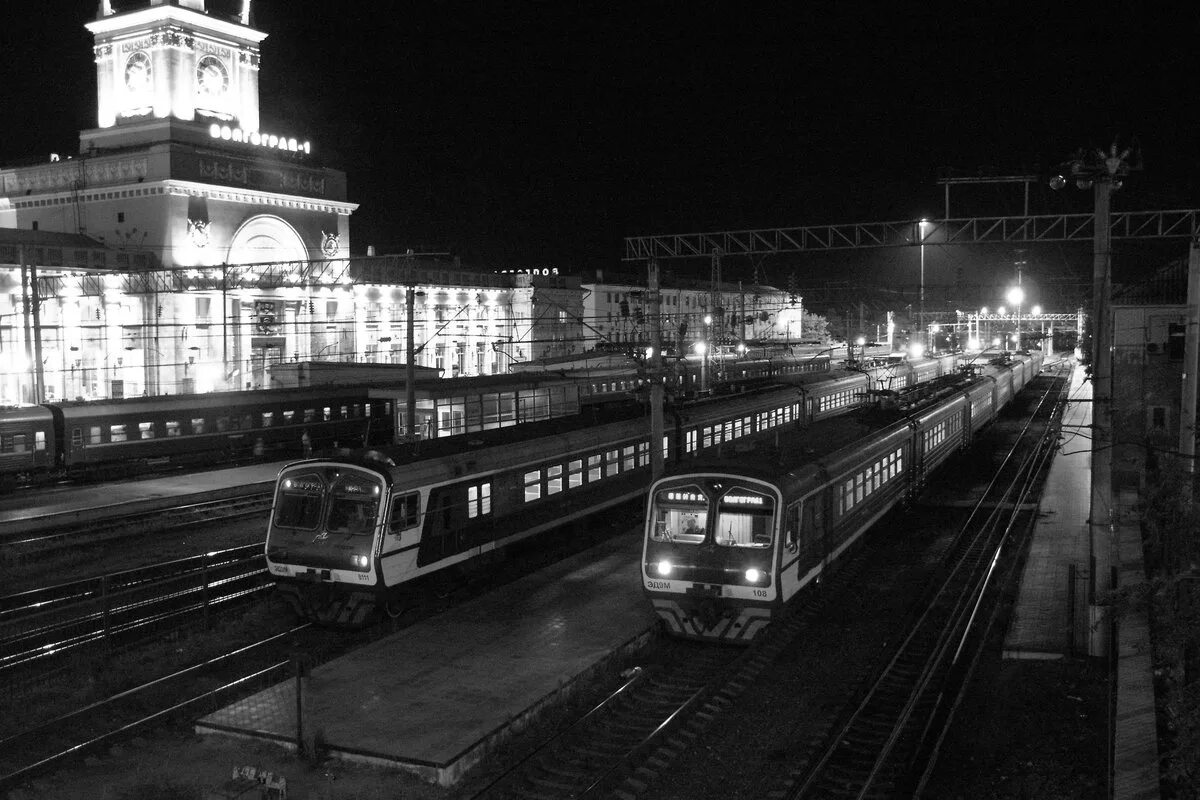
195,531,655,786
1002,365,1160,798
0,461,290,535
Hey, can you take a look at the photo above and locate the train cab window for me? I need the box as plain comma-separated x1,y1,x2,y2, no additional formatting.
327,476,381,536
139,421,155,440
191,418,206,434
110,424,128,443
274,473,324,529
389,492,421,534
166,421,181,437
650,485,708,544
715,487,774,548
261,412,275,428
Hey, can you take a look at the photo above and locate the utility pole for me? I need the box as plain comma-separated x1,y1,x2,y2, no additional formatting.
649,259,664,479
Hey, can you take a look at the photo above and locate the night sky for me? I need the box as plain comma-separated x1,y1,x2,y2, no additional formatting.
3,1,1198,301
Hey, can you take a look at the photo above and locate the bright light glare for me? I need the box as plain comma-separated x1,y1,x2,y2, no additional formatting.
1031,305,1042,315
745,568,761,583
981,306,989,315
997,306,1006,315
703,314,713,326
909,342,926,358
967,337,981,350
1006,286,1025,306
855,336,866,346
645,346,654,359
693,342,707,356
655,560,672,577
992,337,1001,346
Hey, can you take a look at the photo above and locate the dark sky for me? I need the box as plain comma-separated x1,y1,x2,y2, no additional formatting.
3,1,1199,299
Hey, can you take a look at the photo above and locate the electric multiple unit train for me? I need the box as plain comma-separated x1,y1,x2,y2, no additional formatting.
264,352,966,625
641,350,1045,643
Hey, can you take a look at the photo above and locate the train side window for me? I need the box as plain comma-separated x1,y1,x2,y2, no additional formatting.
785,503,801,550
35,431,45,451
303,408,316,423
215,416,230,432
110,424,128,443
568,459,584,488
389,492,420,534
164,420,180,437
468,482,492,517
139,421,155,440
547,464,563,494
241,414,253,430
283,410,295,424
191,418,206,434
71,428,83,446
261,412,275,427
622,446,635,471
89,426,101,444
605,449,620,477
637,442,649,467
587,454,602,481
8,434,25,453
323,406,332,422
524,470,542,502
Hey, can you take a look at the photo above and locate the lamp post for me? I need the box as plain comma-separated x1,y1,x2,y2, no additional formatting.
1007,285,1025,351
917,218,929,346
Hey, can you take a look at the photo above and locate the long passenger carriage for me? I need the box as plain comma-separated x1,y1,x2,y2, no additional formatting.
642,352,1042,643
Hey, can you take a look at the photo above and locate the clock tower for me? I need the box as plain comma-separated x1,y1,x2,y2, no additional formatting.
86,0,264,148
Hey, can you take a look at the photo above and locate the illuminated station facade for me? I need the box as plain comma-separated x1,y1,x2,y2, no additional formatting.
0,0,792,405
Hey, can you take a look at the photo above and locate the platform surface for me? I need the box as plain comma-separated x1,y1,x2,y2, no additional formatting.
1003,365,1093,658
0,461,290,529
196,531,655,785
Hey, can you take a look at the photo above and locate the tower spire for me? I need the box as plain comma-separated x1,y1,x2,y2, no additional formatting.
241,0,251,25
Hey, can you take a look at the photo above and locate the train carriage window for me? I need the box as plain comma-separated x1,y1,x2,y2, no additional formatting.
340,405,349,420
389,492,421,533
166,420,181,437
35,431,45,450
191,418,206,434
216,416,230,433
547,464,563,495
468,482,492,517
605,449,620,477
703,426,714,448
568,459,584,488
139,421,155,440
303,409,317,423
637,442,649,467
685,429,697,453
241,414,253,431
716,487,774,548
588,454,602,481
650,485,708,544
89,426,101,444
524,470,542,501
283,411,295,424
323,406,333,422
110,424,128,443
261,412,275,428
622,446,635,471
274,473,324,529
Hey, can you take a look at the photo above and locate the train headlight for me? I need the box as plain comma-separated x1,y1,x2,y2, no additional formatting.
745,568,761,583
655,560,673,577
353,554,370,569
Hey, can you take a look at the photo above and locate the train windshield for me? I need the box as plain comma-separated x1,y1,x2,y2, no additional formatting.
650,484,709,544
274,472,324,529
714,486,774,548
327,475,381,536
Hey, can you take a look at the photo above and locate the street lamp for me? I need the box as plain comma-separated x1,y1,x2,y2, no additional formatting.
1006,286,1025,351
917,218,930,346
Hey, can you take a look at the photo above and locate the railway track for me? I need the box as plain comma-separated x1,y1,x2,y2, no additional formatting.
0,544,271,683
780,366,1068,798
0,492,274,555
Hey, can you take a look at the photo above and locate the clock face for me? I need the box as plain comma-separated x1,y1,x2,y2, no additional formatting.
196,55,229,97
124,51,152,94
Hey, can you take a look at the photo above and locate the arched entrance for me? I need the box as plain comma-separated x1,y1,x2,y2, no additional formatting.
227,215,311,390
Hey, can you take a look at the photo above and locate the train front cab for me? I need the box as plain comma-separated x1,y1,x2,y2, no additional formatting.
266,461,386,625
643,474,781,643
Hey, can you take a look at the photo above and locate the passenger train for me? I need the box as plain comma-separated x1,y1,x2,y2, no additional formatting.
641,349,1045,643
0,386,395,483
263,350,968,625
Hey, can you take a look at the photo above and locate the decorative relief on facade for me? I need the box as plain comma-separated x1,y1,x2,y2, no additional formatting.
94,44,112,58
280,171,326,195
8,157,150,194
188,219,210,248
238,49,261,67
321,232,340,257
198,158,250,185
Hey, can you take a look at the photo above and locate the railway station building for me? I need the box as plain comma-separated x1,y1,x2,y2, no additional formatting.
0,0,797,405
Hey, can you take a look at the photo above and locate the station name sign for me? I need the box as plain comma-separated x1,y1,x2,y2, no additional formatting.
209,123,311,155
497,268,560,276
